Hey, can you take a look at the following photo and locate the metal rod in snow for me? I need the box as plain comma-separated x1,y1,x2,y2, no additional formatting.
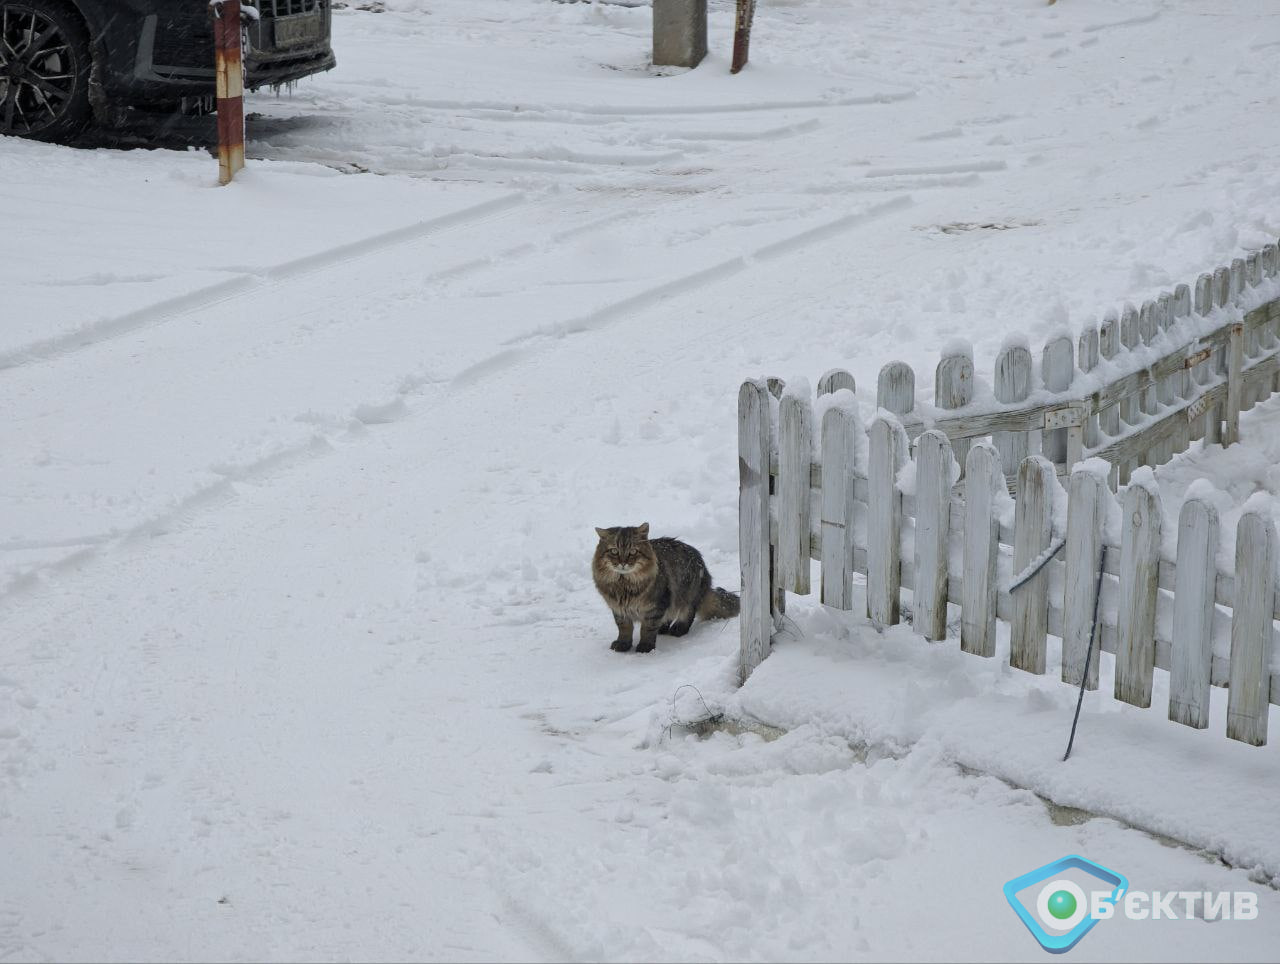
1064,545,1109,761
212,0,246,186
1007,536,1066,594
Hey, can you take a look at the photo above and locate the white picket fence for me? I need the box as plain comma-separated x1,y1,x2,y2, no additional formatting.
737,242,1280,747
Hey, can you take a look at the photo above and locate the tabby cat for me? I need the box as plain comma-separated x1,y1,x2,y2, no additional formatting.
592,523,740,653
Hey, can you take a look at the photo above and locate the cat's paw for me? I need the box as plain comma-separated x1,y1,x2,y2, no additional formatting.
668,622,691,638
610,639,633,653
635,640,656,653
657,622,673,635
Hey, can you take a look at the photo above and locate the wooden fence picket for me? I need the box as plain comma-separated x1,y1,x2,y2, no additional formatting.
1114,482,1162,708
1265,243,1280,392
765,377,787,623
819,403,860,610
1244,257,1262,408
1191,273,1216,443
935,348,973,472
877,361,916,419
1246,255,1262,397
1173,283,1192,319
1272,240,1280,393
1010,456,1056,675
1170,284,1193,455
913,430,955,641
1153,293,1175,463
1118,305,1140,483
1267,243,1280,392
1098,312,1120,481
1226,510,1278,746
1168,496,1219,729
1078,324,1101,448
1194,272,1212,315
994,342,1033,477
1226,319,1243,445
818,368,856,397
1139,300,1159,427
1214,265,1231,308
1206,269,1232,444
961,443,1002,657
1041,335,1074,466
1247,251,1262,287
1062,468,1111,689
867,416,908,627
1260,250,1278,347
738,379,772,684
778,389,813,595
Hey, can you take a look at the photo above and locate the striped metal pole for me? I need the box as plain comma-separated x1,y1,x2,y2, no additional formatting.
730,0,756,74
213,0,246,185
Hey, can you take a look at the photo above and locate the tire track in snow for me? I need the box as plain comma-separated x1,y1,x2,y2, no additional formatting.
0,192,526,375
0,195,914,608
492,888,580,963
0,203,647,591
802,173,982,196
1082,10,1162,34
250,109,822,183
865,160,1006,179
653,118,822,144
0,436,337,606
423,208,642,286
288,89,914,128
451,195,915,387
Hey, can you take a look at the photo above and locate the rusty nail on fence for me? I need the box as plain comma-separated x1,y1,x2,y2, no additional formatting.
212,0,246,186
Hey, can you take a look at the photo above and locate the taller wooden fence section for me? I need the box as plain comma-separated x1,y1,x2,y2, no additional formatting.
737,241,1280,747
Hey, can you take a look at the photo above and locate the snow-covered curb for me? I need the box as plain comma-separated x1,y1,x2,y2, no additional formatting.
683,597,1280,885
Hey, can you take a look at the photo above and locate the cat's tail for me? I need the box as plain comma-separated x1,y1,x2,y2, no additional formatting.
698,586,741,620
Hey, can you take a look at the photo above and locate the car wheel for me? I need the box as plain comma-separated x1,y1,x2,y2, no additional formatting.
0,1,92,141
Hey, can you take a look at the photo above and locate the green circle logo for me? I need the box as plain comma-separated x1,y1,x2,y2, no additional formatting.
1047,889,1077,920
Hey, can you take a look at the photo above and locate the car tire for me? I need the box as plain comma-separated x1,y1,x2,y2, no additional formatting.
0,1,93,141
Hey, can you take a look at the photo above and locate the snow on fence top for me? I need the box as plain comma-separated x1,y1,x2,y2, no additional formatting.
737,239,1280,748
848,240,1280,491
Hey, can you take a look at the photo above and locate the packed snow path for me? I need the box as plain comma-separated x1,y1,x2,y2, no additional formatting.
3,1,1280,960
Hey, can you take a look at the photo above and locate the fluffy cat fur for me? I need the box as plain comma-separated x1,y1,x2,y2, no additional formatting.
592,523,740,653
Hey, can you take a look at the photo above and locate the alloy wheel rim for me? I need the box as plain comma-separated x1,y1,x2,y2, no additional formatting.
0,6,76,135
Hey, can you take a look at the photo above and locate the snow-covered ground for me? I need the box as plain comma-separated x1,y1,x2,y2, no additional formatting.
3,0,1280,959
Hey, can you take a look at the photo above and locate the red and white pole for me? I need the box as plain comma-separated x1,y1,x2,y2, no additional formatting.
212,0,246,185
730,0,756,74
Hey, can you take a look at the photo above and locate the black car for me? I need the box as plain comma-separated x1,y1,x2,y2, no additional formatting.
0,0,335,141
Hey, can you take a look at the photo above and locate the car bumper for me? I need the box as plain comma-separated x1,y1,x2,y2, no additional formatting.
98,5,334,104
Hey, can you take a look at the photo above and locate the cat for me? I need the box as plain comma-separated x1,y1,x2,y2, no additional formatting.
592,523,740,653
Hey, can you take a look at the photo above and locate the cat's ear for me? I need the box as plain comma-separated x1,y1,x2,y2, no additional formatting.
637,523,650,539
595,527,609,540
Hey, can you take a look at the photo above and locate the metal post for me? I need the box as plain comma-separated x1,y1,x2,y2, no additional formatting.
731,0,757,74
212,0,246,186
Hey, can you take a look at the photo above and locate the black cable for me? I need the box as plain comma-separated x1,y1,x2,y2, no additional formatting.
1064,544,1108,762
1007,537,1066,594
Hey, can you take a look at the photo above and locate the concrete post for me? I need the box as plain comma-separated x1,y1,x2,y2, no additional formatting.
653,0,707,69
